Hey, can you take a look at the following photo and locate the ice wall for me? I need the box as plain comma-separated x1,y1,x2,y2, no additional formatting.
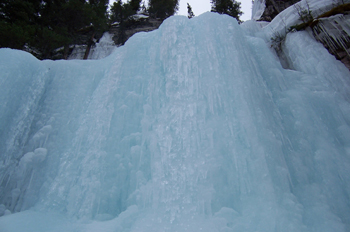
0,12,350,232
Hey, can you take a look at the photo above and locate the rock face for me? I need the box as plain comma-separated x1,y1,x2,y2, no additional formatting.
257,0,350,71
61,15,163,60
109,16,163,46
310,12,350,70
259,0,301,21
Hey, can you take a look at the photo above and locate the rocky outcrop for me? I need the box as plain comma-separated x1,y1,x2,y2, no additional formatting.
109,16,163,46
58,15,163,60
260,0,350,71
259,0,301,21
310,11,350,69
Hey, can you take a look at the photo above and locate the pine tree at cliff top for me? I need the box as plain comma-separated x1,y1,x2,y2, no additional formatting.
0,0,42,49
211,0,243,23
148,0,179,19
187,3,195,19
0,0,109,59
110,0,142,45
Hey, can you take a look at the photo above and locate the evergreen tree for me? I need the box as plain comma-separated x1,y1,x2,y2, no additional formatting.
110,0,141,23
187,3,195,19
0,0,109,59
110,0,142,45
0,0,42,49
211,0,242,22
38,0,92,58
148,0,179,19
129,0,142,13
88,0,109,33
110,0,124,23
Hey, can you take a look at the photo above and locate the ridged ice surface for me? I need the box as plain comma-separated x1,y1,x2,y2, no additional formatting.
0,13,350,232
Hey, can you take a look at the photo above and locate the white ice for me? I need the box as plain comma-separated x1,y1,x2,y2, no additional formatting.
251,0,265,20
0,10,350,232
69,32,116,60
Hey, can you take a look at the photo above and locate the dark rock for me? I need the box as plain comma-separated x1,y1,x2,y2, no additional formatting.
259,0,301,22
110,17,163,46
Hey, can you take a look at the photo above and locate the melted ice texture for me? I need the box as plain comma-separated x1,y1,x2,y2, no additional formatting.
1,10,350,232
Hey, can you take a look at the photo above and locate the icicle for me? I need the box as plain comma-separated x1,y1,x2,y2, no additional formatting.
312,14,350,56
252,0,266,20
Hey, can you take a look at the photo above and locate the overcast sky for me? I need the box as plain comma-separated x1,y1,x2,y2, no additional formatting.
111,0,253,22
177,0,252,21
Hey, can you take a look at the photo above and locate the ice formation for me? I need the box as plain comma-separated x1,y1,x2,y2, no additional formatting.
0,6,350,232
262,0,350,40
251,0,265,20
312,14,350,55
68,32,116,60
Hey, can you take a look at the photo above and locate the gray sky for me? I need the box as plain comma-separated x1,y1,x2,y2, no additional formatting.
111,0,253,22
177,0,252,21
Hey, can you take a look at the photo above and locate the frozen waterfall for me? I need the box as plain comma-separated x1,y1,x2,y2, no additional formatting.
0,12,350,232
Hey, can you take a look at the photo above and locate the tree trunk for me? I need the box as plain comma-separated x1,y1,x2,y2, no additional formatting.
83,32,95,60
63,45,70,60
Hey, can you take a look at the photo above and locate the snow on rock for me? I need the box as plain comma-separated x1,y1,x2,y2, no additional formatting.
130,14,149,20
262,0,350,41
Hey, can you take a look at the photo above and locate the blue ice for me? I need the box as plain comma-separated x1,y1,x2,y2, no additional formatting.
0,13,350,232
